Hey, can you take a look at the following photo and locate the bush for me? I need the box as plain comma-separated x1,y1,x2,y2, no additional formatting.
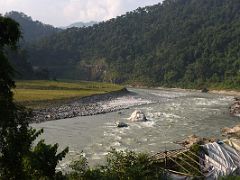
68,149,164,180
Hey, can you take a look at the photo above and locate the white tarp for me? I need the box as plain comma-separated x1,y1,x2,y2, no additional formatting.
202,142,240,179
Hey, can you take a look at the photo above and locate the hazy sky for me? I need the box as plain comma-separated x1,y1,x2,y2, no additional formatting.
0,0,162,27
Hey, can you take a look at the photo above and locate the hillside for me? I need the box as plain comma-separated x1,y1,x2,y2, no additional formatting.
4,11,61,79
5,11,60,42
26,0,240,88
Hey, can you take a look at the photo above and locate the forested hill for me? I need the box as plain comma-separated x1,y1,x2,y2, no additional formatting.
5,11,60,42
4,11,61,79
27,0,240,88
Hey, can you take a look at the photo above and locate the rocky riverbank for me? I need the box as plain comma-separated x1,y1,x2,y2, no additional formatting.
175,134,216,148
31,88,131,123
222,124,240,138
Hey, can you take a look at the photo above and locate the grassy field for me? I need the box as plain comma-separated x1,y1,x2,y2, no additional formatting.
14,80,123,109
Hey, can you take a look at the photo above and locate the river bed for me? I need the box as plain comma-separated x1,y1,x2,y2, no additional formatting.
32,88,239,169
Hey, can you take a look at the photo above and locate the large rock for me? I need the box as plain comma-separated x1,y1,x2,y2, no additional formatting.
201,88,209,93
230,98,240,117
128,110,147,122
175,134,216,148
117,122,128,128
222,124,240,137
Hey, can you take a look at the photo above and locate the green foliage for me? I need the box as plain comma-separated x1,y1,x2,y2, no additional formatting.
3,11,60,80
221,176,240,180
68,149,164,180
24,139,69,179
0,15,68,179
6,48,35,79
0,14,27,179
23,0,240,88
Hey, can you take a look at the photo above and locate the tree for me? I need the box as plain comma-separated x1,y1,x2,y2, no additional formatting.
0,15,68,179
68,149,164,179
0,15,28,179
24,139,69,179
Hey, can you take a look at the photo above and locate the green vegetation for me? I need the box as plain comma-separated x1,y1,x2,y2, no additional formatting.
2,1,240,179
221,176,240,180
16,0,239,90
0,14,68,179
14,80,123,108
66,146,202,179
67,149,165,180
3,11,61,80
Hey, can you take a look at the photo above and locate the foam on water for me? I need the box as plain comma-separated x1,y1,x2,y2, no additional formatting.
150,91,187,98
111,142,121,147
141,121,155,128
161,112,181,119
101,96,152,110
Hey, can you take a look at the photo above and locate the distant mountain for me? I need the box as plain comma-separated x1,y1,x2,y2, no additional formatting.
5,11,61,42
61,21,98,29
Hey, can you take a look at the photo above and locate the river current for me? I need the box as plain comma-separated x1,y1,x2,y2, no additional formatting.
32,88,239,168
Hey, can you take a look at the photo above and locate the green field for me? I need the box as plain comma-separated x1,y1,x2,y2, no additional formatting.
14,80,123,108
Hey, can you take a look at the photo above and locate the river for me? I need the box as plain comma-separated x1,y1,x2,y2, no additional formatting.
32,88,239,169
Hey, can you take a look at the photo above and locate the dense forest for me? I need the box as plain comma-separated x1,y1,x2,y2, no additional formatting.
5,11,60,42
9,0,240,88
3,11,61,79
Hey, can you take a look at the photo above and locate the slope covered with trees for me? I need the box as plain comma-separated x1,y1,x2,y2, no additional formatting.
3,11,61,79
5,11,60,42
27,0,240,88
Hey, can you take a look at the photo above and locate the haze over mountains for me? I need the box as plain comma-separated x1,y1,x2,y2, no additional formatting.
5,0,240,88
60,21,98,29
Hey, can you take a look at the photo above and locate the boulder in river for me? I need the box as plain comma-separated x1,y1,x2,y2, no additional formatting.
45,115,51,119
117,122,128,128
201,88,209,93
230,97,240,117
128,110,147,122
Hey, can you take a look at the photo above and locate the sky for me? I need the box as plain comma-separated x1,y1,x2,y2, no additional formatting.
0,0,162,27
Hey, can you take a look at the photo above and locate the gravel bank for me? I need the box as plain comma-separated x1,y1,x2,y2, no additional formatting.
31,88,131,123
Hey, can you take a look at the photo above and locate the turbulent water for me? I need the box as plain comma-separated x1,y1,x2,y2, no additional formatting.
32,88,239,169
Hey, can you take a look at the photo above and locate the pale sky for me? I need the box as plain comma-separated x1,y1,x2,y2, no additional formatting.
0,0,162,27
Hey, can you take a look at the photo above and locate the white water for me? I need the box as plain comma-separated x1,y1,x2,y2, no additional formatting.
32,88,239,169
